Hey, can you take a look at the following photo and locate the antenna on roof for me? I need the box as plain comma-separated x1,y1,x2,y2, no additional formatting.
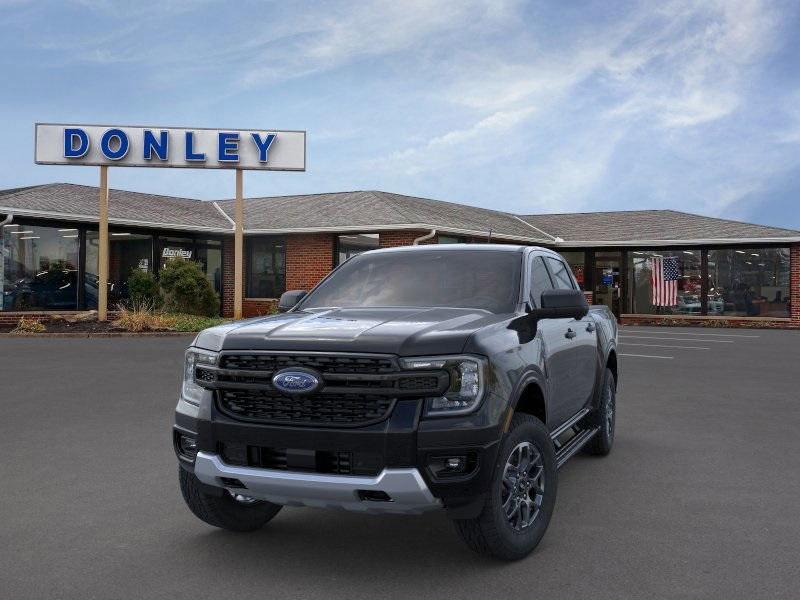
487,227,493,243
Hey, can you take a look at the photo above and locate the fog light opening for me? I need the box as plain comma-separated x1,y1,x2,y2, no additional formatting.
428,452,478,478
177,434,198,461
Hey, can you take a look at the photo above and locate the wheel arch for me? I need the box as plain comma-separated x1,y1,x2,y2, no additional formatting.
510,376,547,429
606,348,618,389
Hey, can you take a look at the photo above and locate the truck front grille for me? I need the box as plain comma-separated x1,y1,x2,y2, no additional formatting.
217,389,396,427
205,352,448,428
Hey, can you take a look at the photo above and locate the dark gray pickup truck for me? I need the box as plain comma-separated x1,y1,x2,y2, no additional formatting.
174,244,618,560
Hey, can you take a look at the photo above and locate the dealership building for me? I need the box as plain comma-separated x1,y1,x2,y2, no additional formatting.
1,182,798,328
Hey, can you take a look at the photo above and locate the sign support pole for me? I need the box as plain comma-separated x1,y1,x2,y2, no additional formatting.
98,166,109,321
234,168,244,320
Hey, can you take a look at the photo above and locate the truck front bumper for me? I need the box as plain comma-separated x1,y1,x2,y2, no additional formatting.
194,451,440,514
175,393,504,517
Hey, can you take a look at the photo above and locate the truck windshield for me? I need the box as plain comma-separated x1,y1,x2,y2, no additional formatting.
298,250,521,313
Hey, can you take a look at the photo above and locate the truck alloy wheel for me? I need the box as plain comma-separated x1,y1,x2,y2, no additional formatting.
501,442,545,531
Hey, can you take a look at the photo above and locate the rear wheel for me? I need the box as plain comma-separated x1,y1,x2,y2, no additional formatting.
585,368,615,456
179,468,282,532
453,414,557,560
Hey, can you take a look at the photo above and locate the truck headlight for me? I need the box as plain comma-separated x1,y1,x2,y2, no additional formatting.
182,348,219,405
400,355,487,417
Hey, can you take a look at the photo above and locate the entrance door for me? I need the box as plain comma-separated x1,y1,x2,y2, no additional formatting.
593,251,622,317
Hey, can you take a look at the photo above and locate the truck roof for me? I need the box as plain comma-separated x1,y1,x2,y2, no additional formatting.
365,243,554,255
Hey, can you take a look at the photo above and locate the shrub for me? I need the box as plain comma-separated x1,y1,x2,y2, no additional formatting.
113,301,171,332
11,316,46,334
159,259,219,317
127,269,162,308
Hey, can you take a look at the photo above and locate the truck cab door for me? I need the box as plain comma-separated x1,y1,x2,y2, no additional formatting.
543,256,598,417
528,255,576,428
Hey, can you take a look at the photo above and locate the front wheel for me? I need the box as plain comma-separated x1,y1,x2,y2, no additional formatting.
179,468,282,532
453,414,557,560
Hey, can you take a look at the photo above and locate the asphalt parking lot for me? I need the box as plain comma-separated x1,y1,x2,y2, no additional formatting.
1,326,799,599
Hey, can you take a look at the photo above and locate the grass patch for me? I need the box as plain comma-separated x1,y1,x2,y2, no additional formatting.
163,313,230,332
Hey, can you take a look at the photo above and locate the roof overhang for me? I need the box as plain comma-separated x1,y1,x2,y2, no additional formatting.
0,206,231,234
3,206,798,245
559,237,800,246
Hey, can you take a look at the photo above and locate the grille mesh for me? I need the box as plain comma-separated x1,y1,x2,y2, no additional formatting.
218,390,395,427
220,354,396,374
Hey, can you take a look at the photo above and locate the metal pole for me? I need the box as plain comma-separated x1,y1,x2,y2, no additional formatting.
234,169,244,320
98,166,109,321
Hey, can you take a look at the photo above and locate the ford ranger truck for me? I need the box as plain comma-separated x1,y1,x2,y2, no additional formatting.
174,244,618,560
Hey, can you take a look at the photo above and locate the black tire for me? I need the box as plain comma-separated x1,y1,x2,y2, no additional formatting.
585,368,615,456
179,468,282,532
453,414,557,561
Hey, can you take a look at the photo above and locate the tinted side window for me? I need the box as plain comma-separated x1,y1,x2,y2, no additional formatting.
545,257,575,290
529,256,554,306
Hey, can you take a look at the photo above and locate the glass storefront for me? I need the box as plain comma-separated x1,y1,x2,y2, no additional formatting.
628,249,702,315
247,236,285,298
559,251,586,290
594,251,622,316
336,233,379,265
2,223,80,310
707,248,790,318
85,231,154,308
196,240,223,296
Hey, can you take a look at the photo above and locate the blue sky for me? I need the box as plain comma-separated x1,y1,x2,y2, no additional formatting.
1,0,799,228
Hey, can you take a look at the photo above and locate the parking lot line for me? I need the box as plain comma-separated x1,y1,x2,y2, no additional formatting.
619,353,674,359
619,335,734,343
621,342,710,350
623,330,759,338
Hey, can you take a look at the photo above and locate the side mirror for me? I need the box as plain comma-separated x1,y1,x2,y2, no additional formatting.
278,290,307,313
536,289,589,319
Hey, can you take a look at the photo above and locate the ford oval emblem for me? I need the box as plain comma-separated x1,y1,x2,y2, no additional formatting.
272,369,321,395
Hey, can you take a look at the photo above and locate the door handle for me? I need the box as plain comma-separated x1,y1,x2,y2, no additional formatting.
586,322,595,333
565,328,576,339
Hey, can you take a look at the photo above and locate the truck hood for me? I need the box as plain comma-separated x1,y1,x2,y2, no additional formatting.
193,307,507,356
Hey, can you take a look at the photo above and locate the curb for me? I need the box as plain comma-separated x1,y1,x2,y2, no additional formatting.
0,332,196,338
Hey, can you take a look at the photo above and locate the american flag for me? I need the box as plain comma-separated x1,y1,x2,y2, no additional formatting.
651,256,679,306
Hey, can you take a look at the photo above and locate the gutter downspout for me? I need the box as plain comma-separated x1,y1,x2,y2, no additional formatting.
0,213,12,227
413,228,437,245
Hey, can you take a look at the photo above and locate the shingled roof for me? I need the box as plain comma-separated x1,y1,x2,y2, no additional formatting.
215,190,550,241
1,183,798,244
519,210,800,244
0,183,231,232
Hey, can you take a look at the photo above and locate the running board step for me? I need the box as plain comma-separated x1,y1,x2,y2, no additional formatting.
555,426,600,469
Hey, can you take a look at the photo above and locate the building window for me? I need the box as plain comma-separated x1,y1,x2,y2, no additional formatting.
558,251,586,290
336,233,379,265
438,235,465,244
707,248,790,317
2,223,80,311
628,249,702,314
247,237,285,298
85,230,154,308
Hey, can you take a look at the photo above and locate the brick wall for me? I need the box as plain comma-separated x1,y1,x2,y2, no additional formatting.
221,237,235,318
378,230,438,247
242,298,278,318
791,243,800,324
285,233,335,291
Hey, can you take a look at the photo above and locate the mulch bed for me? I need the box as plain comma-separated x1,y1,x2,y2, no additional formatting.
0,317,186,336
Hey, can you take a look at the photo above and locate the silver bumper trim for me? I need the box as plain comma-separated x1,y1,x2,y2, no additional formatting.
193,452,442,514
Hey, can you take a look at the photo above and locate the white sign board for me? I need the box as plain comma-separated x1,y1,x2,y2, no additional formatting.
34,123,306,171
